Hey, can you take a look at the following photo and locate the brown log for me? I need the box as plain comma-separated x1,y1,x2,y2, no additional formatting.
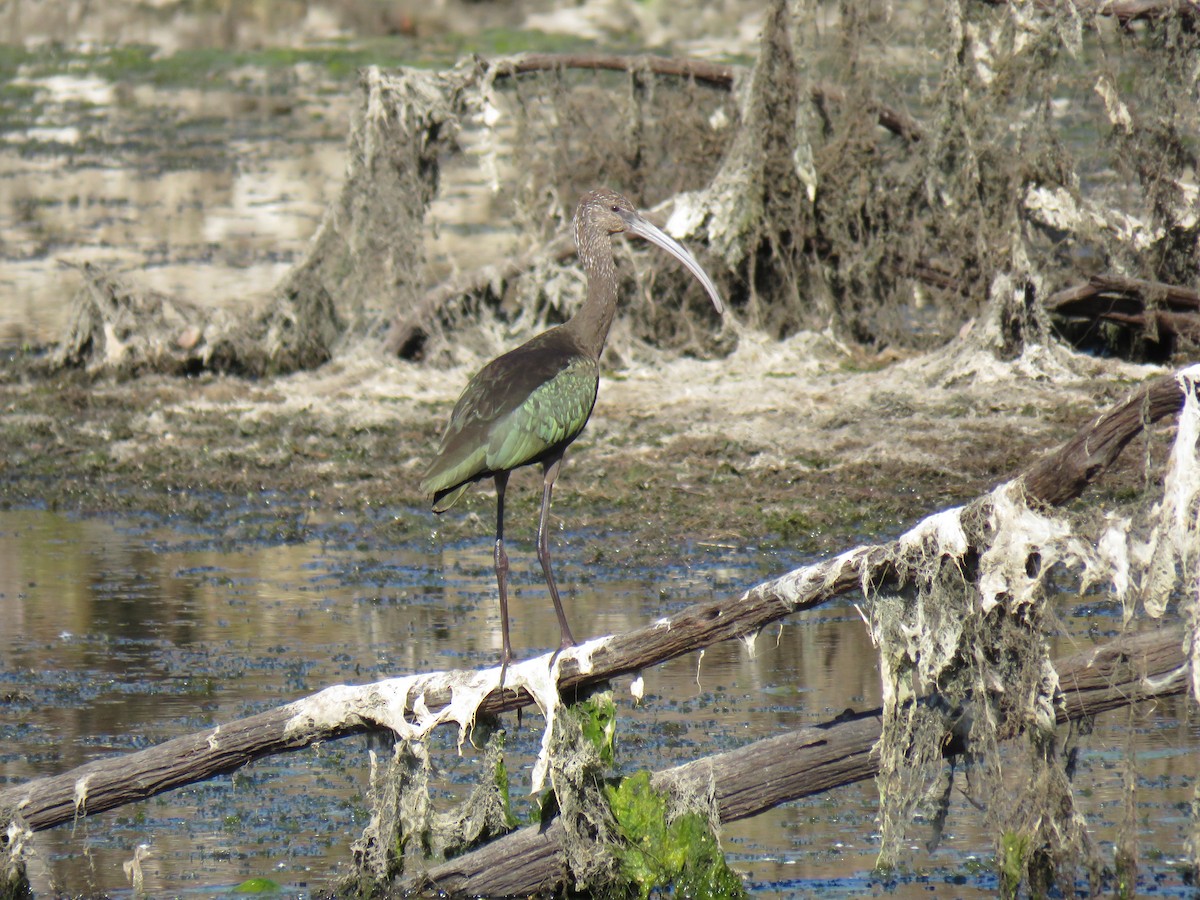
413,625,1190,897
1097,310,1200,343
1097,0,1199,23
1,371,1186,841
0,696,366,834
1046,274,1200,317
1017,372,1182,506
1045,275,1200,356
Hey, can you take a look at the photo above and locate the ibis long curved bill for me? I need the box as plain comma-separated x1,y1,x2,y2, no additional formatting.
619,209,724,315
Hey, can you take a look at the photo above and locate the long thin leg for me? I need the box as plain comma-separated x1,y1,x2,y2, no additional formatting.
493,471,513,679
537,455,577,653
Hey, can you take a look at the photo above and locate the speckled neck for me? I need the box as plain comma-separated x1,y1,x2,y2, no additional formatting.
564,211,620,361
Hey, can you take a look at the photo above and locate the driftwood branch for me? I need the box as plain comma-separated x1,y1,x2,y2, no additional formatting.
486,53,923,142
1089,0,1200,23
1018,371,1182,505
412,625,1190,897
1096,310,1200,344
487,52,736,89
1046,274,1200,347
1047,274,1200,314
1,371,1187,842
1,699,348,834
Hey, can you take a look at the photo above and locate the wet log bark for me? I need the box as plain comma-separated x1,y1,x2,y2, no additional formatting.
488,52,735,89
1017,371,1183,506
411,626,1190,898
1095,309,1200,344
1045,274,1200,352
0,699,357,834
0,371,1187,842
1047,274,1200,316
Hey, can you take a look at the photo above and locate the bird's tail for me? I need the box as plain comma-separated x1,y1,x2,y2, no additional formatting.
430,482,471,513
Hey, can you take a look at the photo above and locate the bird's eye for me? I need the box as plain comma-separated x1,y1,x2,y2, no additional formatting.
610,205,621,213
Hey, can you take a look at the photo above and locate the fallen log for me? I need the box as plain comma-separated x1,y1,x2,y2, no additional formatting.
1046,274,1200,316
410,625,1190,898
1045,274,1200,356
1096,310,1200,345
0,371,1186,841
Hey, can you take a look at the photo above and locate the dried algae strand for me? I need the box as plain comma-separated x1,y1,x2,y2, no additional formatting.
866,364,1200,894
868,484,1102,893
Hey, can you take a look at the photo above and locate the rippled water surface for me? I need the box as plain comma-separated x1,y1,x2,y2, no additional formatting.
1,504,1196,898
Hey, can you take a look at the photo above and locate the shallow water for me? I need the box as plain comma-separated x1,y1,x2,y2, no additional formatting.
1,25,1196,900
1,503,1196,898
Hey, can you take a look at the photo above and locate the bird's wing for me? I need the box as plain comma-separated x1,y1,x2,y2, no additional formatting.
485,356,599,472
420,341,598,504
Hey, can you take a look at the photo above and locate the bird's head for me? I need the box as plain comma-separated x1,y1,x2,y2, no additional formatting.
574,188,639,240
573,188,724,315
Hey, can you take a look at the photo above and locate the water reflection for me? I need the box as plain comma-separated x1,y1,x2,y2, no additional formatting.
0,66,522,349
0,507,1196,897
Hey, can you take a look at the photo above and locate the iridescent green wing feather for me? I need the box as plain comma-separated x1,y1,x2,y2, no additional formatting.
485,356,598,472
420,330,599,510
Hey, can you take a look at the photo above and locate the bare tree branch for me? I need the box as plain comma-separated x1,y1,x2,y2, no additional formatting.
1047,274,1200,315
484,52,923,141
486,52,736,89
1018,372,1182,506
413,625,1190,897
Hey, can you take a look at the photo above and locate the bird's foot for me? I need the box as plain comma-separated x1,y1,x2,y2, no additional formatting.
548,637,577,670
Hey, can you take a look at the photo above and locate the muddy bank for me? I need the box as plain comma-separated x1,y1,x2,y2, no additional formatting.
0,334,1166,560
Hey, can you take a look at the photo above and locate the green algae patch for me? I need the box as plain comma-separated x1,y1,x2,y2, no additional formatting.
536,690,743,898
232,877,282,893
489,739,520,834
579,691,618,769
604,771,745,900
999,831,1032,899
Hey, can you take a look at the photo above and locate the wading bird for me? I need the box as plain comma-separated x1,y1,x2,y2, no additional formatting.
421,188,724,674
